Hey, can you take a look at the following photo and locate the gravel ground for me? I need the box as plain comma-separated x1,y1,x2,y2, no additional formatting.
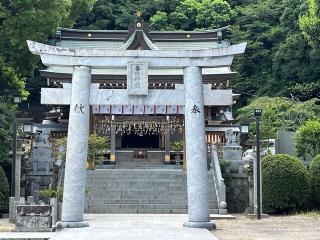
0,218,14,232
213,213,320,240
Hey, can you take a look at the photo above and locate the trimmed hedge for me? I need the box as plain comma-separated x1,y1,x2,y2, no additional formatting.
310,155,320,206
262,154,310,213
0,166,9,213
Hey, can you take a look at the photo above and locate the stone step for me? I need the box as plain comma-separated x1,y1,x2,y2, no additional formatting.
87,183,187,188
86,195,190,201
85,204,219,210
85,168,218,214
86,191,216,199
84,205,219,214
85,209,219,214
86,199,218,205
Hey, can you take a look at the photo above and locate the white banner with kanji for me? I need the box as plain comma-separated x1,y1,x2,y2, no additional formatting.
145,105,155,114
93,105,183,115
133,105,144,114
111,105,123,115
155,105,167,114
100,105,111,114
123,105,133,115
167,105,178,114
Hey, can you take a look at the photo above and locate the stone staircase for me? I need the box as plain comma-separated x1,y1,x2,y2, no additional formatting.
85,168,219,214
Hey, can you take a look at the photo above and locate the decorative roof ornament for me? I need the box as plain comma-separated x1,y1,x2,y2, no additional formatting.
122,9,159,50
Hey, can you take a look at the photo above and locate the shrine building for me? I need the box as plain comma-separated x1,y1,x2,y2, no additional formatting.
40,19,241,167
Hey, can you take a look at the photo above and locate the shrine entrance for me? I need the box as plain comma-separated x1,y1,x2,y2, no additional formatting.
27,39,245,230
121,133,159,148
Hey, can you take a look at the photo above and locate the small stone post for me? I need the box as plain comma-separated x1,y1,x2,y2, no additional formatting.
9,197,15,223
27,196,35,205
60,65,92,228
14,151,23,201
183,66,215,230
50,198,58,226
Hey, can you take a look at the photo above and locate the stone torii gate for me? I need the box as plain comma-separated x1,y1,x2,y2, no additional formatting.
27,40,246,229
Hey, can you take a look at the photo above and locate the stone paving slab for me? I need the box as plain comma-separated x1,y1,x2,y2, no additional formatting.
0,232,54,239
50,214,218,240
0,214,218,240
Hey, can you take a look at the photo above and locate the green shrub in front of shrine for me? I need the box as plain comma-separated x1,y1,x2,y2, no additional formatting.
0,166,9,214
262,154,310,213
310,155,320,207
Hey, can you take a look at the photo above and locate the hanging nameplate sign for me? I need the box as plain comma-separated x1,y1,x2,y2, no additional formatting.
127,61,148,95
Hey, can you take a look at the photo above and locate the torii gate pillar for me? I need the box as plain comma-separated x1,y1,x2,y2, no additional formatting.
60,66,92,228
183,66,215,230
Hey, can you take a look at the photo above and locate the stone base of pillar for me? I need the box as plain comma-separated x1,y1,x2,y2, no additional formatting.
9,197,16,223
183,221,216,230
56,221,89,229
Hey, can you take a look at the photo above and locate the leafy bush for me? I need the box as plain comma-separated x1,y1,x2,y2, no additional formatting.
50,134,110,170
262,154,310,213
38,187,63,202
237,97,320,140
0,166,9,213
295,119,320,160
310,155,320,206
171,140,184,152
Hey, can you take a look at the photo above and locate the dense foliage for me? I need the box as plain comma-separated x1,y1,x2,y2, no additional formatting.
300,0,320,51
262,154,310,213
73,0,320,104
230,0,320,103
310,155,320,206
236,97,320,140
0,166,9,213
0,0,95,170
295,120,320,160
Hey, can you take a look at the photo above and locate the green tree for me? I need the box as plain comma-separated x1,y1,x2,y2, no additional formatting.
288,82,320,101
230,0,320,103
76,0,166,30
0,0,94,170
229,0,285,99
0,0,95,76
0,103,16,166
300,0,320,50
196,0,234,29
272,33,320,97
51,134,110,170
237,97,320,140
87,134,110,169
295,119,320,160
150,0,233,30
0,166,9,213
